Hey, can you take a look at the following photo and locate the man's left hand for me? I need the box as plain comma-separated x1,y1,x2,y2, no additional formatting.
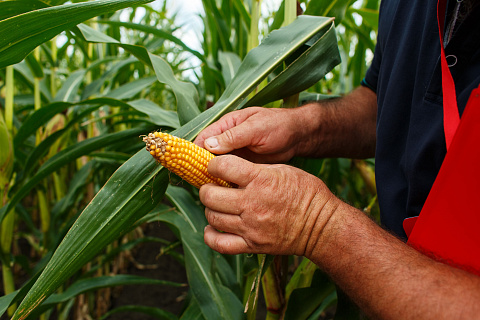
199,155,339,256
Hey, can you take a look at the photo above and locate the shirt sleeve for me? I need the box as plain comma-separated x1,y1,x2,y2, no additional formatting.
361,0,389,93
362,42,381,93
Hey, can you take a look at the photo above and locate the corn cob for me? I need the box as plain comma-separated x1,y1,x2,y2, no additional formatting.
143,131,233,189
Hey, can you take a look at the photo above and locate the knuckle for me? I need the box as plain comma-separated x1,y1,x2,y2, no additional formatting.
214,237,229,254
213,155,230,174
199,186,211,205
223,128,236,146
207,210,218,227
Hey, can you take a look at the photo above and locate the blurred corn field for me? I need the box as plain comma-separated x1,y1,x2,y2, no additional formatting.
0,0,379,319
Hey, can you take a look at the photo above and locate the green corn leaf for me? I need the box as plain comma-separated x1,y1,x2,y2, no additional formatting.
0,0,49,21
307,291,337,320
18,106,110,180
104,76,157,100
305,0,355,24
283,270,336,320
51,162,95,223
244,254,276,315
0,272,42,318
128,99,181,129
202,0,233,53
348,8,379,30
96,20,205,62
0,0,154,69
13,62,52,103
162,186,243,320
218,51,242,87
232,0,251,28
81,57,137,100
148,53,201,125
10,150,169,320
25,52,44,79
97,235,173,268
14,98,131,148
245,23,340,107
11,16,339,319
0,113,13,187
4,126,156,229
0,291,16,317
52,274,184,302
285,258,318,301
25,275,184,318
11,98,177,186
53,69,87,102
341,15,376,51
75,23,201,126
269,0,285,32
179,297,206,320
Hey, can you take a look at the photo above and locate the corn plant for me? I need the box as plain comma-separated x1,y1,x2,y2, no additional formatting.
0,0,379,319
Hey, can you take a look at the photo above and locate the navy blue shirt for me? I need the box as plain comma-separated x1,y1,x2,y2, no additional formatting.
363,0,480,238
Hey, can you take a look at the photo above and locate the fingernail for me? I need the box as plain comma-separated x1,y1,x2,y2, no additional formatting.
205,137,219,149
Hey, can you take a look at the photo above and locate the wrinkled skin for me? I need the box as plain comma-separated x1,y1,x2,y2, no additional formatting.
195,106,338,257
195,107,303,164
199,155,338,256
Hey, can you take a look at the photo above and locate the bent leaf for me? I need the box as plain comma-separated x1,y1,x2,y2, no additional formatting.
27,275,184,318
161,186,243,320
245,22,340,107
0,0,154,68
76,23,201,126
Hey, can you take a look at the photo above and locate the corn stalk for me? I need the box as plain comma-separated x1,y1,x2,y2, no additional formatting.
1,65,15,317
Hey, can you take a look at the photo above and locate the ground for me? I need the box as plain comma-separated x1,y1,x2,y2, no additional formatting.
108,222,189,320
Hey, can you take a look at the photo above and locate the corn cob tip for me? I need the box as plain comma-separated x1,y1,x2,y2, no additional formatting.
143,131,232,189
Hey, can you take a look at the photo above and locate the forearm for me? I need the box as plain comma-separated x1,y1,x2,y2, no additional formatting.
307,201,480,319
201,154,480,318
294,86,377,159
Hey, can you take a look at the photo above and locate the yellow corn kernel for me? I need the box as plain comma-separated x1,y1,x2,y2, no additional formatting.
143,131,233,189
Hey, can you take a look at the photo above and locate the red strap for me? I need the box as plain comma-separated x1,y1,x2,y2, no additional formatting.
404,0,480,275
437,0,460,150
406,84,480,275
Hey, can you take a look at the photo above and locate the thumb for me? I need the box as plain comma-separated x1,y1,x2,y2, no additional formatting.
204,126,253,154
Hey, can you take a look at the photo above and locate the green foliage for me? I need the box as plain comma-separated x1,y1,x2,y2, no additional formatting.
0,0,379,319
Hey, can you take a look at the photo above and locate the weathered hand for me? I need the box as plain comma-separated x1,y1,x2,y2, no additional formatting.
194,107,305,163
199,155,340,256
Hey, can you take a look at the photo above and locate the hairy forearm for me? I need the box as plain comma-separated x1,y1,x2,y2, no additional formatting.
293,86,377,159
308,201,480,319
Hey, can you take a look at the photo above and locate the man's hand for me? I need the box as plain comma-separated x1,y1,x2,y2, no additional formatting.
199,155,339,256
195,87,378,162
194,107,304,163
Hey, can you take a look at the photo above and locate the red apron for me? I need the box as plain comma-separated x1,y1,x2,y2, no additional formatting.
403,0,480,275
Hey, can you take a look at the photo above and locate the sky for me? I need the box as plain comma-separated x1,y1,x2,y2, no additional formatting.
161,0,283,52
163,0,206,52
152,0,282,79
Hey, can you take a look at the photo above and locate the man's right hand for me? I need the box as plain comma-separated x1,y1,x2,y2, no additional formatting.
195,86,378,162
194,107,305,163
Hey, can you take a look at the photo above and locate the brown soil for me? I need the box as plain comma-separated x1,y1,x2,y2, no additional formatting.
107,222,189,320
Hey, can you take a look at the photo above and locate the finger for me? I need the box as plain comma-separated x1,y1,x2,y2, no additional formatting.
204,208,244,234
199,183,244,214
204,225,252,255
208,155,259,187
203,123,259,155
194,121,227,149
194,108,255,149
